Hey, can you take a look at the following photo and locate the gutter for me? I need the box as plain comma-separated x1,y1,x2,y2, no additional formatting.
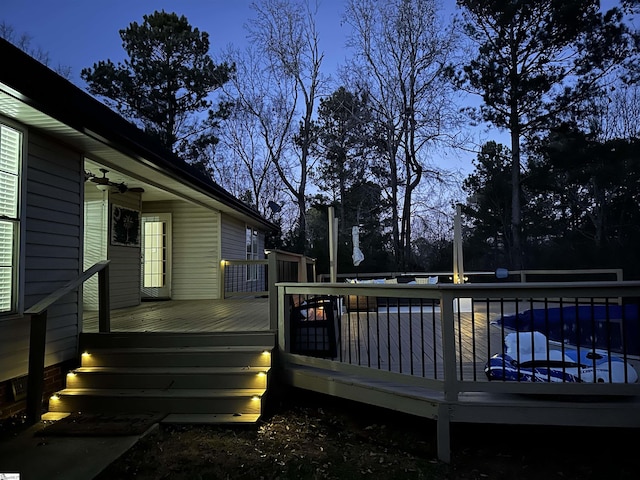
0,38,277,231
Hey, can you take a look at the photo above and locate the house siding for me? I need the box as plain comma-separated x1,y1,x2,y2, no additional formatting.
221,214,267,294
220,215,266,260
107,192,142,309
83,186,107,310
83,187,142,310
220,214,247,260
144,201,219,300
0,130,83,383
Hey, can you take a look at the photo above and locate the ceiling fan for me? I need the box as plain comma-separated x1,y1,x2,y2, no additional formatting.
86,168,144,194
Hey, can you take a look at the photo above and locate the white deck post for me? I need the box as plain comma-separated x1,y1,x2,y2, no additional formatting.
439,289,457,463
268,252,279,330
277,284,289,353
440,289,459,403
453,204,464,284
219,259,226,299
328,206,337,283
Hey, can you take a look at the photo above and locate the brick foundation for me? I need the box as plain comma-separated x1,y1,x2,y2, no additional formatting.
0,360,77,419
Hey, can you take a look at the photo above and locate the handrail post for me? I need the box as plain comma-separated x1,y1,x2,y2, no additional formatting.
438,289,458,463
219,260,226,299
311,259,317,282
277,284,288,353
98,264,111,333
298,256,307,283
268,252,278,330
26,311,47,425
440,290,458,403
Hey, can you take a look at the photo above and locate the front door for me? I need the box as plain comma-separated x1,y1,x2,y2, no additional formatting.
141,213,171,299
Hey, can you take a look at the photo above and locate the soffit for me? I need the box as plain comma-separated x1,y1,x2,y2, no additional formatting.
0,85,268,228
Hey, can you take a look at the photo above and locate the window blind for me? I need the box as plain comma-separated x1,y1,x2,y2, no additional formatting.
0,124,21,312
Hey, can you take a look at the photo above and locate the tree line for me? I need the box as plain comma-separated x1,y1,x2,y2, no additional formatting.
53,1,640,276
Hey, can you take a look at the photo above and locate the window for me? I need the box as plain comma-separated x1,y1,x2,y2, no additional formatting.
246,227,259,281
0,122,22,313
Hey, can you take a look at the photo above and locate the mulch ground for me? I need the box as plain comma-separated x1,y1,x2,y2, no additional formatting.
1,388,637,479
89,388,638,480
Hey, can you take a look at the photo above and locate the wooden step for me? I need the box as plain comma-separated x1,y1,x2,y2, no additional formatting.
48,331,274,424
161,413,261,424
80,346,273,368
80,331,276,349
67,366,270,390
48,388,266,415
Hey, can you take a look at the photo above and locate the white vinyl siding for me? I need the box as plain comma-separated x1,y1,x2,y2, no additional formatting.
221,215,266,261
221,215,266,294
83,186,107,310
144,201,219,300
221,215,248,259
107,193,142,309
0,130,83,382
83,183,142,310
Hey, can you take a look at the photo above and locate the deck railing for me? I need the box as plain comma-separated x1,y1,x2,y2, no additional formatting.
220,250,316,330
220,250,316,299
277,281,640,397
25,260,111,424
278,279,640,462
219,259,269,298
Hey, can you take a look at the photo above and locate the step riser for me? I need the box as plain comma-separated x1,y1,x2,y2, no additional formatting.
67,373,268,390
49,396,264,415
80,332,276,349
81,352,272,368
52,332,273,423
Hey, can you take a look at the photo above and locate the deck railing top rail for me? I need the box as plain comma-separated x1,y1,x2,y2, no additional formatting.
266,249,316,264
278,279,640,298
317,268,623,283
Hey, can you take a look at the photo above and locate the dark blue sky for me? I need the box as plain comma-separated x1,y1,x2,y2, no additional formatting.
1,0,353,86
1,0,480,176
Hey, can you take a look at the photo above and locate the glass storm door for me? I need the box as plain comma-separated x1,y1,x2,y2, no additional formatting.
141,214,171,299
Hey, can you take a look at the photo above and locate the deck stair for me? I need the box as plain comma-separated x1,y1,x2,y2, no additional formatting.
47,331,275,424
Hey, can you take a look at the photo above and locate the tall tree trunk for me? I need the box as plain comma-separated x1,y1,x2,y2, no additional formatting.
510,126,522,270
509,26,522,271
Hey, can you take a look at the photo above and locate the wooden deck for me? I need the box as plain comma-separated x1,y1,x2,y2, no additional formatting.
278,285,640,462
337,308,503,381
83,298,271,333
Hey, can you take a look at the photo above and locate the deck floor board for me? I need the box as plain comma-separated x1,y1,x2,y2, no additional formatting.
83,298,270,333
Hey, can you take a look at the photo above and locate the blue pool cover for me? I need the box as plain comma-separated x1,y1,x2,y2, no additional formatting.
495,305,640,356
